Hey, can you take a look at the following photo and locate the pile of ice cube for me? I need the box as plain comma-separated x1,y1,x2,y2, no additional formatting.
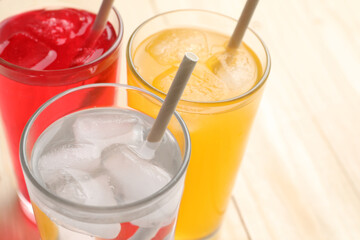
146,28,258,101
35,109,181,239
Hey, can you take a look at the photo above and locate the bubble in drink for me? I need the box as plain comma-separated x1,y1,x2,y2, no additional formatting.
146,28,209,65
0,32,57,70
31,108,182,239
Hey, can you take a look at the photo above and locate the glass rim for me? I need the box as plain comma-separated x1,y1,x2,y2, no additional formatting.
0,6,124,74
126,8,271,105
19,83,191,215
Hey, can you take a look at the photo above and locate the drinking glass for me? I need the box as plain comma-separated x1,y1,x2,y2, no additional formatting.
0,0,123,220
20,83,191,240
126,9,270,239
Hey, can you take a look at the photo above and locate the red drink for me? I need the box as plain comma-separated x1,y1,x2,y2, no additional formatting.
0,9,117,70
0,7,123,220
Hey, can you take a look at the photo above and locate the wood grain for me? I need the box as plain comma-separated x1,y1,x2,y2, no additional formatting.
0,0,359,239
233,0,360,239
0,118,40,239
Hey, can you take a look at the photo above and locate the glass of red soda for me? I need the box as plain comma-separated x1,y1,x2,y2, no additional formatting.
0,0,123,221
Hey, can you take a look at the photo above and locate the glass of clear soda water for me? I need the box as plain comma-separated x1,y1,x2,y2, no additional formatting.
19,83,191,240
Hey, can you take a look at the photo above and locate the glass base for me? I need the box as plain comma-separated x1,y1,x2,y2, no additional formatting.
176,228,220,240
18,191,36,223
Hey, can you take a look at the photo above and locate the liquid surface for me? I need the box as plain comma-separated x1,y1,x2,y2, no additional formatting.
133,28,262,102
31,108,182,239
0,8,116,70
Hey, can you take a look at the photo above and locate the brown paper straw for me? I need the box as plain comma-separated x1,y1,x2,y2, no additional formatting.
87,0,115,47
147,52,198,143
228,0,259,49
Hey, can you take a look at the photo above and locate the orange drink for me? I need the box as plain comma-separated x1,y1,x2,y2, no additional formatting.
127,10,270,239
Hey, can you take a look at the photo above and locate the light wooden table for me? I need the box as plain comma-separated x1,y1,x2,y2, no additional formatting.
1,0,359,239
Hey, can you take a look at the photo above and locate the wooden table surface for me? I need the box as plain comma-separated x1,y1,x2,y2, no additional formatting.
1,0,359,239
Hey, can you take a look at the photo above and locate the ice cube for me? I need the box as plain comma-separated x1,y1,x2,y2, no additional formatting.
146,29,209,65
127,227,158,240
28,9,93,46
35,158,121,238
36,166,120,238
73,111,145,151
152,64,231,102
101,144,180,228
60,169,117,206
144,220,176,240
37,143,101,176
0,32,57,69
131,184,183,228
206,47,259,96
102,145,171,204
41,166,117,207
71,47,104,66
44,169,87,203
